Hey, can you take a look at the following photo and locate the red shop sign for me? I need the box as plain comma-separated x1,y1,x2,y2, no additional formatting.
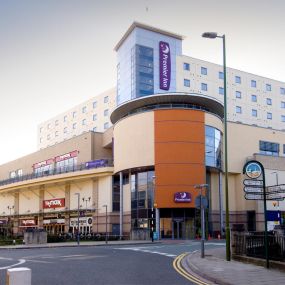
55,150,78,163
20,219,36,227
33,158,54,169
43,198,65,209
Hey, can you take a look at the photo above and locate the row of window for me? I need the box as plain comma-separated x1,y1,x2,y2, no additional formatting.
41,123,109,142
184,80,285,107
259,140,285,156
183,63,285,94
235,107,285,121
40,97,109,132
41,109,109,132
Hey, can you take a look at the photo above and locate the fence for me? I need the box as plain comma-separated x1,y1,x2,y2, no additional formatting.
233,232,285,261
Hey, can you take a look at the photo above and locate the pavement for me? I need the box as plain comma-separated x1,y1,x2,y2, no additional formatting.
0,240,160,249
182,247,285,285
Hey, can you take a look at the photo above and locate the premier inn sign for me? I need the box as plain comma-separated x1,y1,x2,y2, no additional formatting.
43,198,65,209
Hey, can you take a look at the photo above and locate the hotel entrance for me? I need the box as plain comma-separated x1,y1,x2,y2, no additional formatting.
159,208,196,239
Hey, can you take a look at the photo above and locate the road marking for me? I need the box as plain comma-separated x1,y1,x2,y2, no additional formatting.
173,253,212,285
115,247,177,258
0,259,26,270
25,259,53,264
62,255,107,261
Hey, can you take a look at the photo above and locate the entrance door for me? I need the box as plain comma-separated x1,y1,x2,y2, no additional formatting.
173,219,183,239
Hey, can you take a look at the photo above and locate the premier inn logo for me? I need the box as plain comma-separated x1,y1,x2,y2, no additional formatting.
43,198,65,209
159,41,171,91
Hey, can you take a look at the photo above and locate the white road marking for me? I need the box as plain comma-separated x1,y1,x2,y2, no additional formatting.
0,259,26,270
115,247,178,258
25,259,53,264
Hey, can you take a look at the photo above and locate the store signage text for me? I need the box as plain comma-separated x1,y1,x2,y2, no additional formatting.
159,41,171,91
20,219,36,227
174,192,191,203
33,158,54,169
43,198,65,209
55,150,78,162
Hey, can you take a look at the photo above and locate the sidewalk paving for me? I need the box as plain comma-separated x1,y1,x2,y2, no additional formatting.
0,240,159,250
182,247,285,285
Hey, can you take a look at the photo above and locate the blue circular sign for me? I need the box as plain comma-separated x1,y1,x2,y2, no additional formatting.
245,162,262,179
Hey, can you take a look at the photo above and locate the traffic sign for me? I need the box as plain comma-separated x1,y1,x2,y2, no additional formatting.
244,193,284,201
267,185,285,193
195,195,208,208
243,186,263,193
243,179,263,186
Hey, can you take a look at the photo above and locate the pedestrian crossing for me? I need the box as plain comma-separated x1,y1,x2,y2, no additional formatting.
115,246,178,258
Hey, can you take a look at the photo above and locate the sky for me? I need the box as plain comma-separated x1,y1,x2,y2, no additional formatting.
0,0,284,165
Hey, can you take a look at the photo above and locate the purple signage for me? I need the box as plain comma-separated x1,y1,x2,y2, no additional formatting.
159,41,171,90
174,192,191,203
85,159,108,169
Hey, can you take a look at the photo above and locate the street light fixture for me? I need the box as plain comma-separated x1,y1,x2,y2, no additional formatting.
103,205,108,244
74,193,80,246
202,32,231,261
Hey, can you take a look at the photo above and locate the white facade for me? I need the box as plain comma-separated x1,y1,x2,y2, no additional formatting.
176,56,285,130
38,88,116,149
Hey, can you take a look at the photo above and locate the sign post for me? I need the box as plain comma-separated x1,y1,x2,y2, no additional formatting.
243,160,269,268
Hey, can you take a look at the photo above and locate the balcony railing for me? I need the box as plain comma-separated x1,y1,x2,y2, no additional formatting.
0,159,113,187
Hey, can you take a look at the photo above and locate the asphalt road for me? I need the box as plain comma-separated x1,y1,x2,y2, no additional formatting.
0,240,225,285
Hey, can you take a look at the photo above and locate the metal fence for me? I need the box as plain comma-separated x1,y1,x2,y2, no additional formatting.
233,232,285,261
0,159,113,187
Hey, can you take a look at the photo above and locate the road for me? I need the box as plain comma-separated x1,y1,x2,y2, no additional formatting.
0,240,225,285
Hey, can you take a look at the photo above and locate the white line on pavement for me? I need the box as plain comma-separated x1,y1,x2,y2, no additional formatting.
0,259,26,270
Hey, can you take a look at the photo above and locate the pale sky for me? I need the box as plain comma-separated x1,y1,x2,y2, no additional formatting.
0,0,284,165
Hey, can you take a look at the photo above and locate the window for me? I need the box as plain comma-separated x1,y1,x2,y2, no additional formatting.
82,106,87,113
252,109,257,117
281,88,285,95
82,119,86,125
201,83,208,91
235,76,241,84
40,137,43,143
267,112,272,120
219,72,224,80
10,171,16,178
64,127,67,133
93,101,97,108
104,96,109,103
39,127,43,133
201,67,207,75
104,122,109,129
55,120,58,126
251,95,257,102
184,79,190,87
259,140,279,156
47,134,50,140
266,84,271,91
251,80,257,88
72,111,76,118
235,91,241,98
236,106,242,113
17,169,23,177
93,127,97,132
281,115,285,122
73,123,76,129
281,102,285,108
104,109,109,116
64,115,67,122
183,63,190,71
266,98,272,105
93,114,97,121
55,131,58,137
219,87,224,95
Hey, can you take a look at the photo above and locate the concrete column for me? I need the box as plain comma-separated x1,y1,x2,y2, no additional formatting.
119,172,123,239
155,208,160,240
6,268,31,285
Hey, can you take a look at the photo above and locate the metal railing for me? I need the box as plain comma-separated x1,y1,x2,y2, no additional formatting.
0,159,113,187
233,232,285,261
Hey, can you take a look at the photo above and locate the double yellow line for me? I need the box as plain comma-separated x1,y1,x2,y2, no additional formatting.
173,253,211,285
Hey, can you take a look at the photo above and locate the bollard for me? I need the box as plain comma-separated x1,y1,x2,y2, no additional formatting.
6,267,31,285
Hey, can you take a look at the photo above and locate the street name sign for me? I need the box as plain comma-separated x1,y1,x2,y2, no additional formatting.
243,179,263,186
243,186,263,193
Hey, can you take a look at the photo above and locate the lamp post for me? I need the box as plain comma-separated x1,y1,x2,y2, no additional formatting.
82,197,91,209
202,32,230,261
103,205,108,244
271,171,279,186
74,193,80,246
7,206,14,237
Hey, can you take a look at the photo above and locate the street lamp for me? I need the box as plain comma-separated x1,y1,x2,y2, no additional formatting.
271,171,279,186
7,206,14,237
103,205,108,244
82,197,91,209
202,32,231,261
74,193,80,246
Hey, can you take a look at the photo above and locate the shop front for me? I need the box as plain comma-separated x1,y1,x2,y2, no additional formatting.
70,217,93,235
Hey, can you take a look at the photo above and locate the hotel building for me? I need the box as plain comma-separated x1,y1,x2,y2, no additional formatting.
0,22,285,239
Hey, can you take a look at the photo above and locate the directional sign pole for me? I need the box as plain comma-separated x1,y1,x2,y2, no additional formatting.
261,164,269,269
